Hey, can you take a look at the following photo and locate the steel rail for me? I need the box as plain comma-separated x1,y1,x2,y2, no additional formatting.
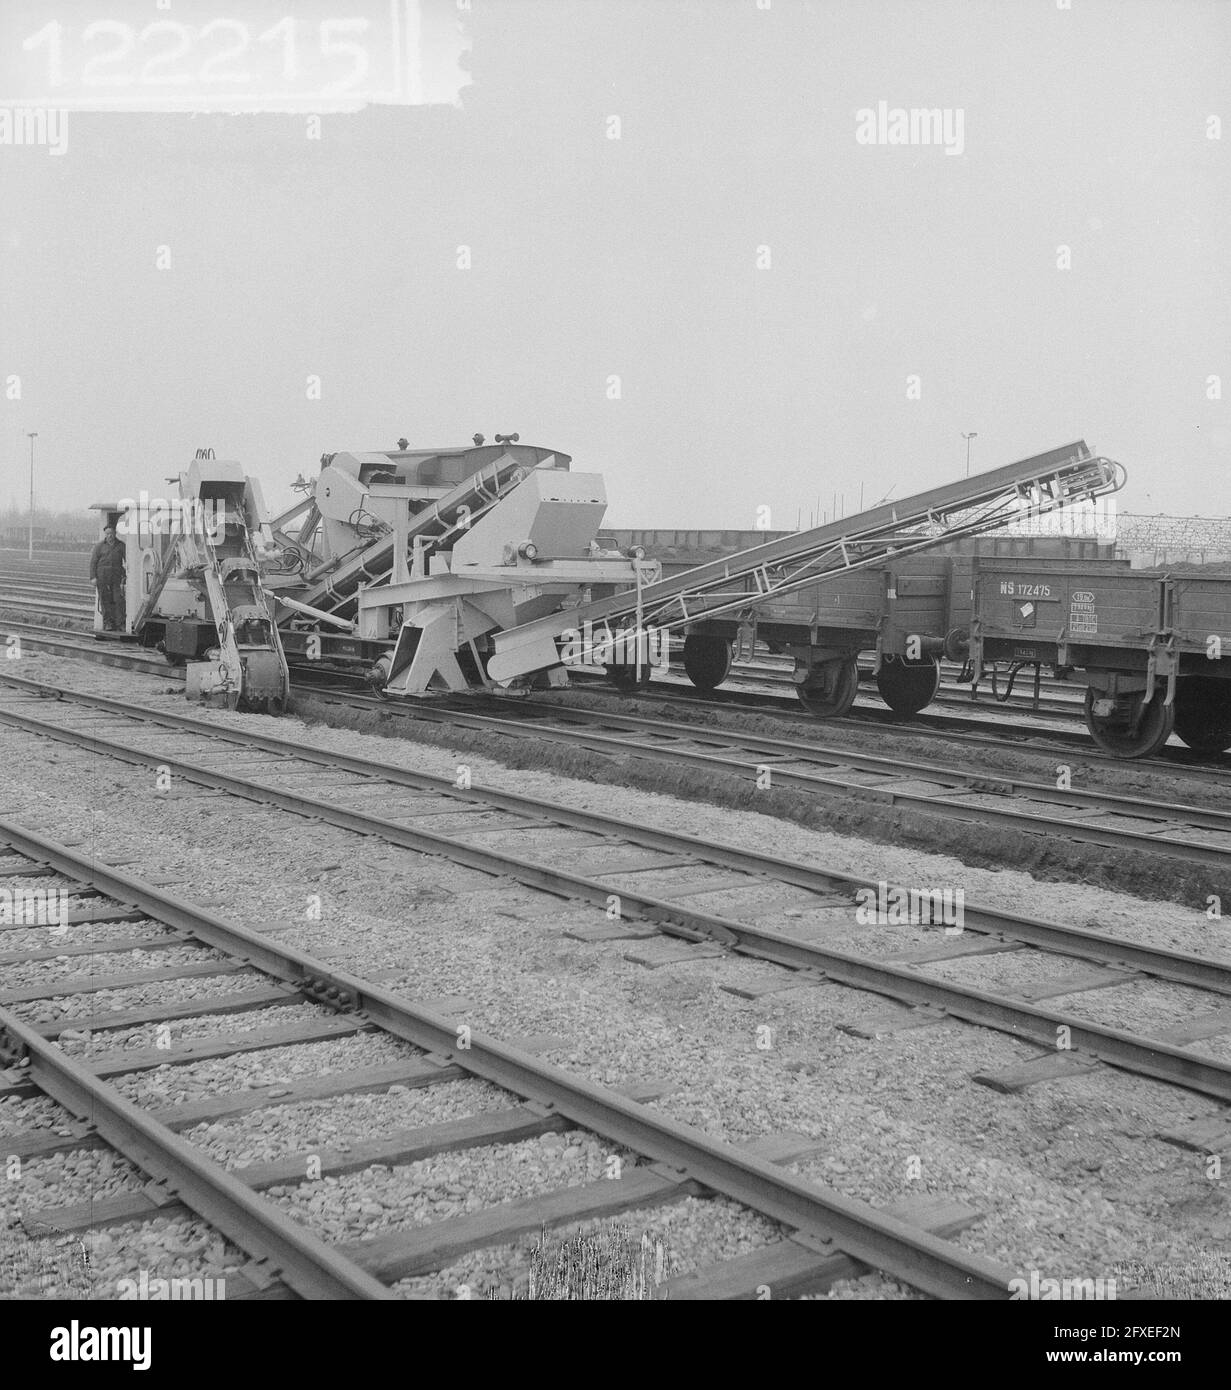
0,577,93,592
0,622,174,675
0,589,93,604
738,653,1083,700
0,585,1118,704
2,670,1228,991
2,672,1227,991
670,663,1086,719
0,598,93,619
319,692,1231,867
9,613,1228,777
3,594,1086,723
0,584,1103,713
566,662,1091,724
589,662,1086,716
0,1017,394,1299
575,675,1231,778
0,819,1015,1300
4,690,1231,1102
557,670,1231,773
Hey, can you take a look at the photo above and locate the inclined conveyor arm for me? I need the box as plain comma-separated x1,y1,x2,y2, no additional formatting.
486,442,1125,684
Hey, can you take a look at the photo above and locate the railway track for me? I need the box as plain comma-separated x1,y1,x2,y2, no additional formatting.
0,582,1088,724
0,596,95,621
0,621,174,678
0,820,1012,1300
0,569,90,588
742,652,1083,700
1,611,1227,793
3,672,1231,1108
647,672,1085,723
685,661,1088,721
0,612,1119,799
565,667,1229,770
0,573,1124,709
0,570,92,585
298,686,1231,873
0,583,95,600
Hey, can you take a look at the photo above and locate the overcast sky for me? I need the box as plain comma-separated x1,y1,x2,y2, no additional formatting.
2,0,1227,529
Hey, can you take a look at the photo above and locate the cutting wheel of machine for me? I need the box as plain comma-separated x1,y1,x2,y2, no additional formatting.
875,654,941,715
1173,676,1231,754
796,656,859,717
1083,685,1175,759
682,634,733,691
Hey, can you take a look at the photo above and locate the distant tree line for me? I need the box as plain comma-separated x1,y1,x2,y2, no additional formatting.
0,506,98,550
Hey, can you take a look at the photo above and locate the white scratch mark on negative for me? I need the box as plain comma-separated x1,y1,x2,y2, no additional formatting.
402,0,423,106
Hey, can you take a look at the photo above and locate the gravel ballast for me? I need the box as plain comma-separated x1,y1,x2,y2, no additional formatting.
1,651,1228,1298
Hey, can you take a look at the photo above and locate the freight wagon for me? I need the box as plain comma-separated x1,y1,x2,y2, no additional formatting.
675,540,1127,718
969,558,1231,757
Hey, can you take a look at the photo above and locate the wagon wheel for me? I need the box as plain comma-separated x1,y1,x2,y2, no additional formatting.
875,654,940,715
682,634,733,691
796,656,859,718
1173,677,1231,754
1084,686,1175,759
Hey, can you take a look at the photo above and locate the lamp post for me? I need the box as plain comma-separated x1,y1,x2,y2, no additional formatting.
26,432,37,561
961,430,978,478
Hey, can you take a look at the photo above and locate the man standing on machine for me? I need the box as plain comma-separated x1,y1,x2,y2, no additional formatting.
90,523,126,632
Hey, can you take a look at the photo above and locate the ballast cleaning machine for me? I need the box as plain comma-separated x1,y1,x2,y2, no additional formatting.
103,438,659,707
99,437,1125,715
267,437,660,696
